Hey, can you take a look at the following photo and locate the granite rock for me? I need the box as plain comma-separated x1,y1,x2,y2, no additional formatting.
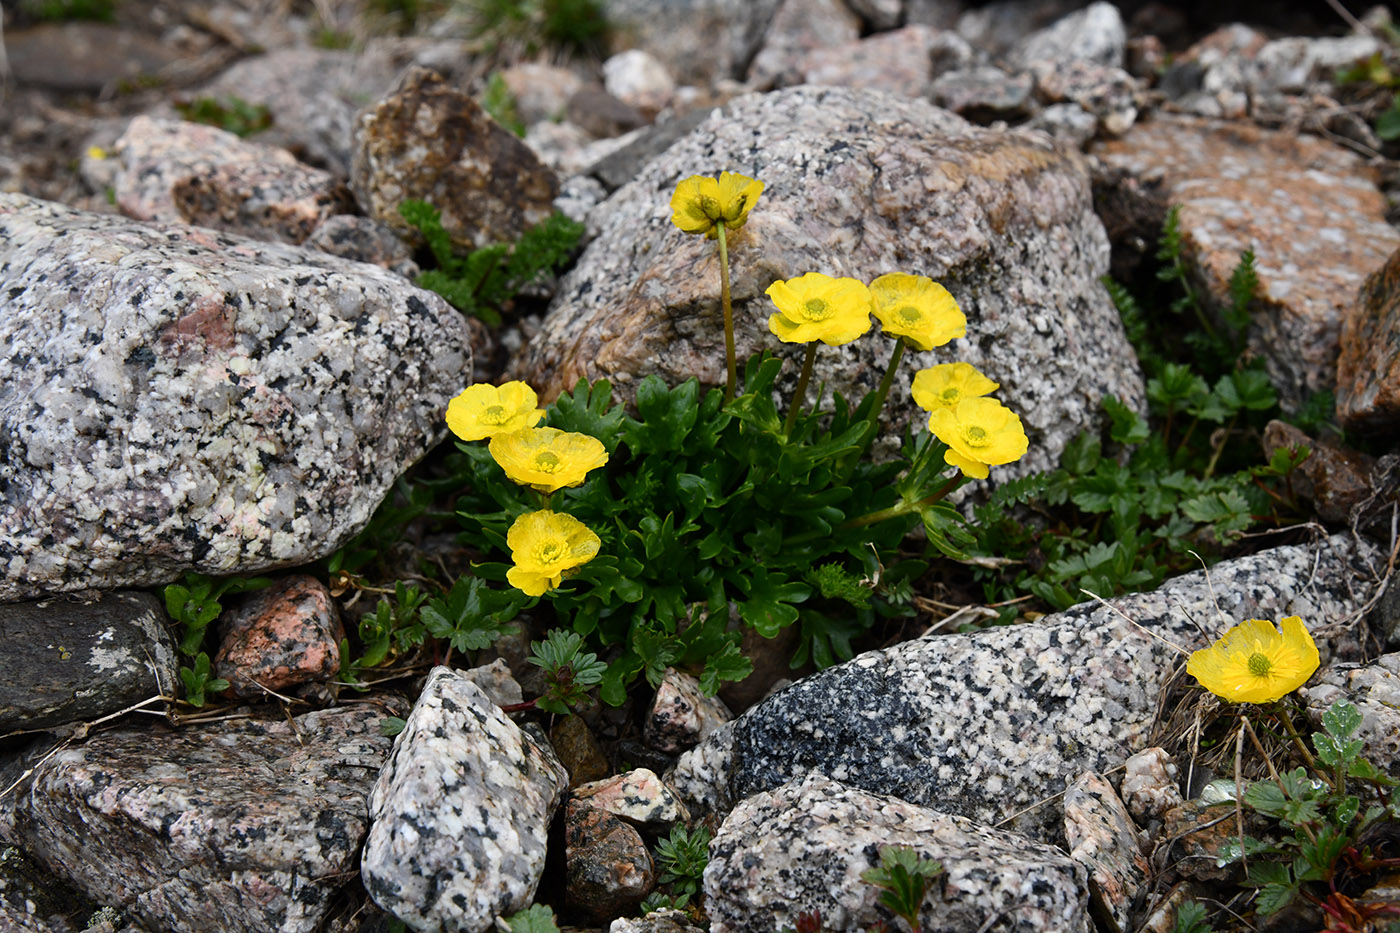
564,800,655,922
550,713,613,787
1063,771,1148,933
1007,0,1126,69
1092,115,1400,410
598,0,784,86
608,909,705,933
704,773,1090,933
303,214,417,277
847,0,902,30
361,668,569,932
0,591,176,733
459,657,525,708
955,0,1083,58
1337,245,1400,432
214,575,343,698
351,67,560,253
0,193,471,602
929,66,1036,123
1261,420,1377,522
800,25,942,100
1248,35,1385,97
1120,747,1184,824
746,0,862,90
645,668,732,754
512,85,1145,479
670,534,1381,839
572,769,690,829
0,706,397,933
1032,60,1139,136
1024,102,1101,147
111,116,349,245
1302,652,1400,780
602,50,676,117
498,63,585,127
2,22,188,93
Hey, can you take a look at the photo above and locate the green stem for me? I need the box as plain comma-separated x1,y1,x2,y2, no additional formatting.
716,224,737,403
1203,413,1238,479
854,339,905,459
841,474,964,530
784,342,818,436
1275,700,1325,789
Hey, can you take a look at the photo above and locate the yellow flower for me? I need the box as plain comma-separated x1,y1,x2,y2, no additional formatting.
911,362,1000,413
505,510,601,596
670,171,765,239
446,382,545,441
1186,616,1320,704
489,427,609,493
928,397,1028,479
869,273,966,351
765,272,873,346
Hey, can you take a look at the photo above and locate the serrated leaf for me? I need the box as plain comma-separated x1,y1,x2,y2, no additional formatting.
1060,432,1101,474
505,903,561,933
697,641,753,696
1323,700,1363,741
1103,394,1150,444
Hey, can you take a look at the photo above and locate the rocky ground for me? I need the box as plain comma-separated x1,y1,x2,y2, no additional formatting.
2,0,1400,931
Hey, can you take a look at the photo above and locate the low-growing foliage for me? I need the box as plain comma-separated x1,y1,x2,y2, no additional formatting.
164,572,271,706
860,846,944,930
654,824,711,905
398,200,583,325
173,96,273,138
462,0,609,57
481,71,527,137
18,0,114,21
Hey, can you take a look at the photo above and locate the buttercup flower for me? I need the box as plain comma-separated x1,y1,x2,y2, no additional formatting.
490,427,609,493
911,362,1000,413
446,381,545,441
927,397,1028,479
506,510,601,597
1186,616,1320,704
765,272,873,346
869,273,966,351
670,171,765,239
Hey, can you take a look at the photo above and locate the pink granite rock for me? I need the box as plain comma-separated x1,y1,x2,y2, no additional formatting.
572,768,690,828
215,574,343,697
1064,771,1149,933
645,668,732,754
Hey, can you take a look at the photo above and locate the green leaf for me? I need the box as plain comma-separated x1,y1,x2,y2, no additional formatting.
379,716,407,737
1322,699,1363,741
1215,370,1276,413
1060,432,1101,474
548,377,626,452
1377,93,1400,140
737,567,810,638
1103,394,1150,444
697,641,753,696
505,904,561,933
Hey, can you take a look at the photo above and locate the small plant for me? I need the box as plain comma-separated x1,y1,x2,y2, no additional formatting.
860,846,944,930
1171,900,1216,933
398,200,583,326
504,903,560,932
173,96,273,138
654,824,712,905
462,0,609,57
481,71,527,137
526,629,607,714
164,573,271,707
18,0,113,21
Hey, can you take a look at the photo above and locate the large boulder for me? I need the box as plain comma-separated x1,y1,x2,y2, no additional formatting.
512,85,1145,478
0,193,472,603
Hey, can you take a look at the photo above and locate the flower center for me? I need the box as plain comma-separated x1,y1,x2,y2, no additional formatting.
964,425,988,446
533,451,561,473
897,305,922,323
699,195,723,220
1247,652,1273,677
803,298,830,320
536,540,564,565
483,404,508,424
941,387,960,401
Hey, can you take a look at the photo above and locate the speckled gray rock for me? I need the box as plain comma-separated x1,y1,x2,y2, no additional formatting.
704,773,1090,933
303,214,417,278
746,0,861,90
1092,115,1400,410
1007,0,1125,68
1063,772,1147,933
361,667,568,932
800,25,942,99
0,706,398,933
572,769,689,828
929,65,1036,123
608,908,704,933
0,591,175,732
1302,652,1400,779
598,0,784,86
955,0,1082,58
644,668,732,753
1032,60,1139,136
350,67,559,254
512,85,1145,478
1248,35,1384,97
0,193,471,603
670,533,1381,839
1119,747,1183,824
112,116,350,245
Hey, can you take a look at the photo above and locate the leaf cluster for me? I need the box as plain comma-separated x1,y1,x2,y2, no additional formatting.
654,825,712,903
463,0,610,57
527,629,607,714
451,356,939,703
481,71,527,137
860,846,944,930
399,200,583,326
16,0,113,21
1216,702,1400,922
163,573,272,707
173,97,273,138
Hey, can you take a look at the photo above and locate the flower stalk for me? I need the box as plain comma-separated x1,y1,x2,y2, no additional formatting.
716,224,738,401
784,342,819,435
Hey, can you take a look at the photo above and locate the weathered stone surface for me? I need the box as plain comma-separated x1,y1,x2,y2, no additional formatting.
705,773,1090,933
1249,35,1385,97
459,658,524,707
1007,0,1126,69
746,0,862,90
214,575,343,698
1337,246,1400,432
929,66,1036,123
602,50,675,117
551,712,613,786
0,193,471,602
955,0,1082,58
111,117,350,245
1032,60,1139,136
351,67,559,253
1302,652,1400,779
670,534,1380,838
0,591,176,733
0,841,106,933
1120,747,1183,824
608,908,705,933
0,706,397,933
564,800,655,922
513,86,1145,478
1025,102,1101,147
499,63,586,127
801,25,941,100
599,0,784,86
644,668,731,753
361,668,568,932
1158,24,1264,120
566,86,649,140
1262,420,1377,521
1064,771,1148,933
1092,115,1400,410
572,769,690,828
3,22,185,93
303,214,417,276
